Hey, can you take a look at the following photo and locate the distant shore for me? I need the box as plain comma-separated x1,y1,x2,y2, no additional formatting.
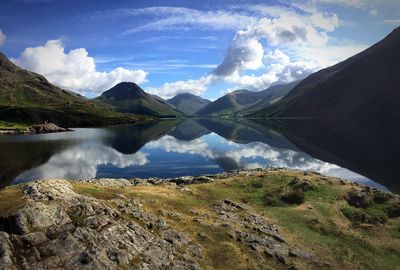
0,117,156,135
0,168,399,269
0,122,71,135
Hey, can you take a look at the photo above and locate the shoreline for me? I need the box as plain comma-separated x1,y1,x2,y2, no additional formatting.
0,168,399,269
0,117,157,136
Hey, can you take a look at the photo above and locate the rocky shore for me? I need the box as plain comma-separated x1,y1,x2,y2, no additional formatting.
0,169,399,269
0,123,70,135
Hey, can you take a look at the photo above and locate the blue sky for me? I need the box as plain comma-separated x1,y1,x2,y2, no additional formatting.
0,0,399,99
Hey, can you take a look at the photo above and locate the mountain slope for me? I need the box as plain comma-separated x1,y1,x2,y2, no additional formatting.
0,52,146,127
197,82,298,117
167,93,211,115
96,82,181,117
251,27,400,118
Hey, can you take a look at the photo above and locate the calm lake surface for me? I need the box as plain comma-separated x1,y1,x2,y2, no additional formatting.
0,118,399,193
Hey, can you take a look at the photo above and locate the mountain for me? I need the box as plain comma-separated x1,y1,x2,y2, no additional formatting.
196,81,299,117
251,27,400,118
167,93,211,115
96,82,181,118
0,52,146,127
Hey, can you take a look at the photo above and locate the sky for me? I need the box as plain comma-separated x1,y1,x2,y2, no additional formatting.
0,0,399,100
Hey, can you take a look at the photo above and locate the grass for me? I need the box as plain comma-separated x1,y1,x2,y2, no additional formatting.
0,120,30,130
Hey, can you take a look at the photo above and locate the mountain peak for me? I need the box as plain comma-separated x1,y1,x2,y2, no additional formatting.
173,93,199,98
0,52,20,73
99,82,147,101
167,92,211,115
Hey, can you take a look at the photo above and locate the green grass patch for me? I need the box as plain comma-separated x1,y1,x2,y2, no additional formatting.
0,120,30,130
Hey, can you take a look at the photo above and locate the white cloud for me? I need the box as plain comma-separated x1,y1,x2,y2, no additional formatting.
310,0,400,13
382,19,400,25
214,35,264,76
295,43,368,66
0,30,5,46
222,49,320,90
311,0,365,8
369,9,378,16
12,40,148,94
106,7,256,34
147,74,216,99
310,12,340,31
213,13,330,79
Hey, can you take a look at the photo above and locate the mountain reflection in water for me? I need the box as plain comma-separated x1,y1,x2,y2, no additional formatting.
0,118,398,193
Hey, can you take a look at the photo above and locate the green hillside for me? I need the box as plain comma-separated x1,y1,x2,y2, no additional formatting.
0,52,150,128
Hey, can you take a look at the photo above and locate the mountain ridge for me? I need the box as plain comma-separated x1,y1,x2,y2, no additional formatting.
197,81,299,117
167,93,211,115
96,82,181,117
251,27,400,118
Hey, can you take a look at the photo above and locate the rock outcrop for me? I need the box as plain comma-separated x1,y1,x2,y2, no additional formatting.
0,123,69,135
0,169,399,269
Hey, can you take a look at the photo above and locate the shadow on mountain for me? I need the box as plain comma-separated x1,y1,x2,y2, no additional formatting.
258,118,400,193
104,120,180,154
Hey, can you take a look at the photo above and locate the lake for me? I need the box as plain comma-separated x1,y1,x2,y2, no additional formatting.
0,118,398,193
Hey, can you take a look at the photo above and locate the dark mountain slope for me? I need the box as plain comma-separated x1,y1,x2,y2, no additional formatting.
252,27,400,118
197,82,298,116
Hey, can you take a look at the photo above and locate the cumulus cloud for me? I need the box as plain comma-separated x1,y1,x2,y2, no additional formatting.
213,14,330,78
310,13,340,32
0,30,5,46
147,74,216,99
12,40,148,94
222,49,320,90
214,35,264,76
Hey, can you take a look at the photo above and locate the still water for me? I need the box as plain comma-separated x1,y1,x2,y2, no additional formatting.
0,118,398,193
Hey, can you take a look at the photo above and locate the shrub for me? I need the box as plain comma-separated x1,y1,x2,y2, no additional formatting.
341,206,368,225
280,190,305,205
386,202,400,218
346,190,371,208
372,191,390,204
289,179,314,192
342,206,389,225
263,193,283,207
250,181,263,189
